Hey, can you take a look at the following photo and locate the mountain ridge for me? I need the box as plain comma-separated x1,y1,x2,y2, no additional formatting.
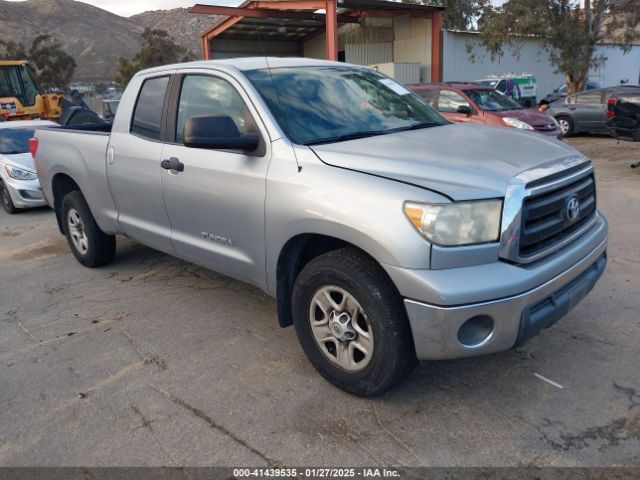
0,0,218,81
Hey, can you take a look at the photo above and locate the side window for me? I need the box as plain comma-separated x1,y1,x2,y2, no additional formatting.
131,76,170,140
176,75,252,144
496,80,507,93
415,89,437,106
436,90,469,113
576,91,603,104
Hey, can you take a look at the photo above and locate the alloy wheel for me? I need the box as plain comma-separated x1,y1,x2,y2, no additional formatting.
308,285,374,372
67,208,89,255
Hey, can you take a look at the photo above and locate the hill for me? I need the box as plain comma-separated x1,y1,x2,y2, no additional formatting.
131,8,219,56
0,0,218,82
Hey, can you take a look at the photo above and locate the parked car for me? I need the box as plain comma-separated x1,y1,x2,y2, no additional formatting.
411,83,560,137
549,86,640,137
0,119,57,214
34,58,607,396
476,74,537,107
606,88,640,141
543,81,601,103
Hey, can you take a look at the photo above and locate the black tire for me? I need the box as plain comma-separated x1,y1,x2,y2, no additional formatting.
61,190,115,267
0,180,18,214
556,115,574,137
292,248,416,397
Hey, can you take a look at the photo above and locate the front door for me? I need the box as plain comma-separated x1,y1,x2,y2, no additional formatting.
161,72,271,288
107,75,174,253
436,89,474,123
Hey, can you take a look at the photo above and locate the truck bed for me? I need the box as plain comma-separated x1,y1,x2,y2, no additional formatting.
34,124,119,234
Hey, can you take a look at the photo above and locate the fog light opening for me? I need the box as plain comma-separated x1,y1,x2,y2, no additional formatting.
457,315,494,348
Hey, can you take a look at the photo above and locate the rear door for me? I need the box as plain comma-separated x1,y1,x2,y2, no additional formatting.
160,70,271,288
569,90,606,131
107,74,174,253
435,89,473,123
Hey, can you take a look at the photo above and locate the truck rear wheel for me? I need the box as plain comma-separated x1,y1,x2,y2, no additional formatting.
61,191,115,267
291,248,416,396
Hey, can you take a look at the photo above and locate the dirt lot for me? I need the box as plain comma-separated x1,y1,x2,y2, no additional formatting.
0,136,638,467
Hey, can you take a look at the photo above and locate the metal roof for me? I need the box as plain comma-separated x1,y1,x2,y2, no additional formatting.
338,0,443,11
197,0,443,42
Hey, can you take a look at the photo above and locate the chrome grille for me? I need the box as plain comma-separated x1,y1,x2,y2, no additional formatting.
499,158,597,264
519,173,596,258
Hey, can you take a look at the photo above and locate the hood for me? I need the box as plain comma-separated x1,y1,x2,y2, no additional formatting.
310,123,582,201
492,108,555,127
2,152,35,172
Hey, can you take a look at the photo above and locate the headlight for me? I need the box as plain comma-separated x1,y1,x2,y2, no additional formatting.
4,165,38,181
503,117,534,130
404,200,502,246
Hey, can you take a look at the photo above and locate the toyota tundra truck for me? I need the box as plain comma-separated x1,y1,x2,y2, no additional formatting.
33,58,608,396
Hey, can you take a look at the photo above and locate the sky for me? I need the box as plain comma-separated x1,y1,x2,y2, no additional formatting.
5,0,238,17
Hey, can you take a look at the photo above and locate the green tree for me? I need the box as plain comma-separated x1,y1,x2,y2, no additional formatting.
403,0,486,31
474,0,640,94
0,35,76,90
115,28,196,86
0,40,29,60
28,35,76,90
441,0,486,31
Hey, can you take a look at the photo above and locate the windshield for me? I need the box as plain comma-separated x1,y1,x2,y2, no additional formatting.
0,65,39,107
464,89,522,111
0,128,36,155
477,80,498,88
245,66,446,145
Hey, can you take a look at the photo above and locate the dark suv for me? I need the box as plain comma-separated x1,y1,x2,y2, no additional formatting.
607,88,640,141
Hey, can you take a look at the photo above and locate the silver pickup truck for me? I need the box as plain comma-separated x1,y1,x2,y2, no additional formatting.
34,58,608,396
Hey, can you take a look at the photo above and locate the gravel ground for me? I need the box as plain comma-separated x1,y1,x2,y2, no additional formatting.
0,135,638,467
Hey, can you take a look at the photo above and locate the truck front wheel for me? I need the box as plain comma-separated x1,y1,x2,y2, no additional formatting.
291,248,416,396
61,191,115,267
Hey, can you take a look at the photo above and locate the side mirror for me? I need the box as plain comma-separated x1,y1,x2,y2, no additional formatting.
183,115,260,151
457,105,472,115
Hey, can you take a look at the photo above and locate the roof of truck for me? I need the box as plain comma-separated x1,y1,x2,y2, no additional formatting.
136,57,355,77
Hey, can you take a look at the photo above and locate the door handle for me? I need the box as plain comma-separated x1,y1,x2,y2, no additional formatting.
161,157,184,172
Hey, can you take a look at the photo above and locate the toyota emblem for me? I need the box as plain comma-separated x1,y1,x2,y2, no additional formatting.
565,196,580,222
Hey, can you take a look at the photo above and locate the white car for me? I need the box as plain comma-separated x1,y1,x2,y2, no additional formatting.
0,119,57,214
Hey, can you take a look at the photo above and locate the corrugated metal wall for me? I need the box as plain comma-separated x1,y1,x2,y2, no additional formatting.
443,31,640,98
591,44,640,86
345,43,393,66
443,31,564,98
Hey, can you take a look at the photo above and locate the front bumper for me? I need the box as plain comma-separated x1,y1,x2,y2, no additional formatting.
389,214,608,360
536,128,562,138
1,175,46,209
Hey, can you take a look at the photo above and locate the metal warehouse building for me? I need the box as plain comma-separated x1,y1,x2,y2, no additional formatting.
190,0,640,96
191,0,444,84
443,30,640,98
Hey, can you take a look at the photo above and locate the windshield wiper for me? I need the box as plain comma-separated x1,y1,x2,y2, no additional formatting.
396,121,442,131
304,130,387,146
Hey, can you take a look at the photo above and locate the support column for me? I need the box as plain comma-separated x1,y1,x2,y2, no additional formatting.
325,0,338,61
202,35,210,60
430,10,443,82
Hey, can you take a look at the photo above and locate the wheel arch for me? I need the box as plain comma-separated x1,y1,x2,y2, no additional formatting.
275,233,401,328
52,173,82,234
